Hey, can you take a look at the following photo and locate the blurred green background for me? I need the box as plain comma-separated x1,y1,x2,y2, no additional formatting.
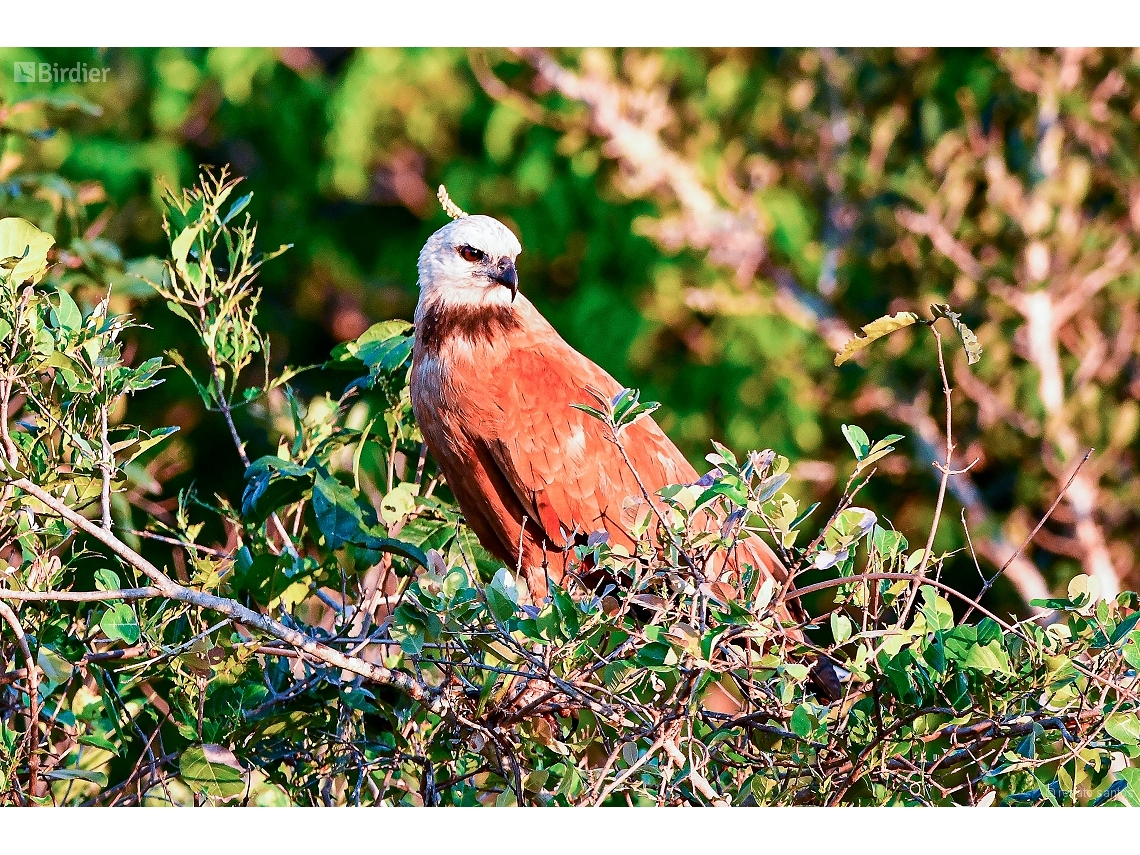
3,47,1138,617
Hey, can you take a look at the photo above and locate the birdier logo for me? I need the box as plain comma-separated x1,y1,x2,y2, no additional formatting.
13,61,109,83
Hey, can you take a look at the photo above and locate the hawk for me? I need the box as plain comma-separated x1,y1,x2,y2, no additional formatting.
409,213,792,615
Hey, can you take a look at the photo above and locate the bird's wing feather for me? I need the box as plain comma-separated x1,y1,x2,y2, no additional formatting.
469,339,698,553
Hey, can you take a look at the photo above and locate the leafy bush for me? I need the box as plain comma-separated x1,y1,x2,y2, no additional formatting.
0,169,1137,806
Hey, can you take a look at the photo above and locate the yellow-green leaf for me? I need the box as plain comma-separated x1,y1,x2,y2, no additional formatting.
179,744,246,800
0,217,55,285
834,312,919,366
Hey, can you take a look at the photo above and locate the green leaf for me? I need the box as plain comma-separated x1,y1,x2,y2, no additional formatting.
170,222,202,280
964,640,1009,674
486,568,519,623
569,403,607,422
1104,713,1140,746
697,478,749,508
0,217,55,285
99,603,140,644
782,663,809,681
242,456,314,524
44,769,108,786
790,704,812,738
380,483,417,525
50,287,82,331
920,587,954,632
830,611,852,644
942,625,976,662
179,744,246,800
635,642,677,668
550,585,581,640
389,604,427,655
882,648,919,701
222,192,253,224
976,617,1001,646
923,631,947,674
834,312,919,366
1123,635,1140,670
871,524,907,560
310,473,366,550
1015,726,1038,759
948,671,971,711
856,437,904,471
841,424,871,460
37,647,74,688
93,568,121,592
788,502,820,533
353,532,428,569
1118,768,1140,807
756,472,790,503
1030,597,1075,611
78,733,120,755
1109,611,1140,645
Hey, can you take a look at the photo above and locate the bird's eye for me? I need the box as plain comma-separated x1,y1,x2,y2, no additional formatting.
457,245,485,263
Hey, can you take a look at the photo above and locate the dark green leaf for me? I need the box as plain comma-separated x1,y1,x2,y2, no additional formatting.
1110,611,1140,644
242,457,314,524
977,618,1001,646
44,769,108,786
222,192,253,224
310,473,366,550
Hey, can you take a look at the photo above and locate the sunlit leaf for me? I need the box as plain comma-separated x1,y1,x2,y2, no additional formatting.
834,312,919,366
0,217,55,285
179,744,246,800
99,603,140,644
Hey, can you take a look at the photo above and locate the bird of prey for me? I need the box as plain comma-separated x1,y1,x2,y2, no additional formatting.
409,212,791,613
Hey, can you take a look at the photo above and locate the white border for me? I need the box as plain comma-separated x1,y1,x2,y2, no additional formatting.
2,0,1137,49
0,805,1135,847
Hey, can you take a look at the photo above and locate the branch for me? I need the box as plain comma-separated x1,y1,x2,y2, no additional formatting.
0,587,161,602
9,477,445,715
0,600,39,796
900,325,953,625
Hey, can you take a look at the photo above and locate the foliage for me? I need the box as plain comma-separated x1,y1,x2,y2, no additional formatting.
0,167,1136,806
4,47,1139,627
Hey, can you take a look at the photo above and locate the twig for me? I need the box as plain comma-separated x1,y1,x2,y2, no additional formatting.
9,476,445,714
960,449,1093,622
0,600,39,795
900,325,952,626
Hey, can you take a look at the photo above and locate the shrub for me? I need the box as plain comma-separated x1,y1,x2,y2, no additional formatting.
0,167,1137,807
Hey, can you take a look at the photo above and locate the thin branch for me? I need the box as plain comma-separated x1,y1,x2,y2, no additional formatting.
900,324,953,625
960,448,1093,622
0,600,39,795
9,476,445,714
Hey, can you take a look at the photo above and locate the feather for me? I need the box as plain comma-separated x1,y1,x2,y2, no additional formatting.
409,215,794,625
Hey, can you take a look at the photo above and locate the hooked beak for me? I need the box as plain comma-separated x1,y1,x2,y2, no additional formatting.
490,260,518,301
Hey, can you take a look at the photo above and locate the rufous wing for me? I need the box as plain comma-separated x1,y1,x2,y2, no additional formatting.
463,339,696,564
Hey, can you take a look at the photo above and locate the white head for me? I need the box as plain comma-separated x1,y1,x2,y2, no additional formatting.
416,215,522,309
